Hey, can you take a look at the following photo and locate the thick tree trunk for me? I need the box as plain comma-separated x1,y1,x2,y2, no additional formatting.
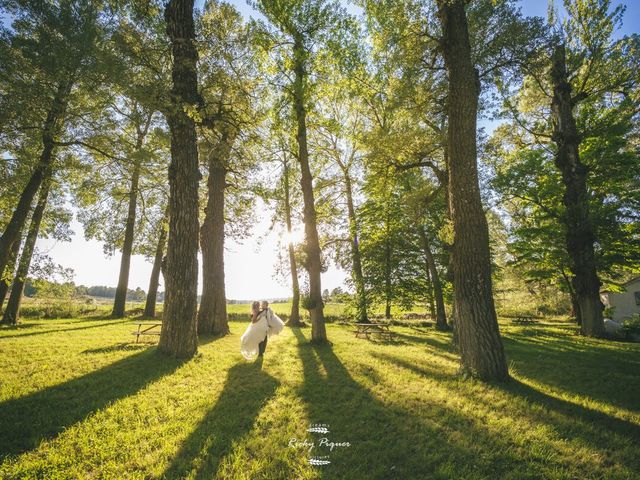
342,169,368,323
419,226,448,330
144,207,168,318
198,130,235,336
293,35,326,341
1,172,52,325
112,160,142,318
437,0,508,381
283,159,302,326
550,45,603,337
159,0,201,358
0,231,22,310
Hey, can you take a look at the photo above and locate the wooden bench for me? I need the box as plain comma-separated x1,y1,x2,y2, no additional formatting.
131,322,162,343
503,314,538,325
353,323,395,340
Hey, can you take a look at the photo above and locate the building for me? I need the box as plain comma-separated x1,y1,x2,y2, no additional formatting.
600,276,640,322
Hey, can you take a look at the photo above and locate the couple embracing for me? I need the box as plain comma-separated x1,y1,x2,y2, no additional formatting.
240,300,285,360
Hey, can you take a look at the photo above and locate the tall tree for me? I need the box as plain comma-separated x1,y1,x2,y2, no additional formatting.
1,169,52,325
196,0,260,335
144,206,168,318
436,0,508,380
490,0,640,331
0,0,103,279
253,0,352,341
158,0,201,358
111,106,155,317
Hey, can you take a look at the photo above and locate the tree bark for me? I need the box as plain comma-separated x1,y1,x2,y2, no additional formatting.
158,0,201,358
560,267,581,324
1,171,52,325
293,35,326,341
550,44,604,337
198,129,236,336
283,158,302,326
0,230,22,310
112,159,142,318
0,80,71,278
144,207,168,318
384,209,392,320
437,0,508,381
419,225,448,330
341,166,368,323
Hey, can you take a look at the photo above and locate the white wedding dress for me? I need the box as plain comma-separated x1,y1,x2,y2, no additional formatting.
240,309,285,360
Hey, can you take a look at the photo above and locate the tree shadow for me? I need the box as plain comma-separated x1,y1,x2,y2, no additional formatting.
161,358,280,480
501,333,640,413
82,343,149,354
292,328,537,480
0,347,183,459
499,379,640,447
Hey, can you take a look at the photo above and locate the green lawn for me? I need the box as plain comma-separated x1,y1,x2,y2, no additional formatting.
0,316,638,479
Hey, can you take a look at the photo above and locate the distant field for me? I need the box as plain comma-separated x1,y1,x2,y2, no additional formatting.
18,297,425,320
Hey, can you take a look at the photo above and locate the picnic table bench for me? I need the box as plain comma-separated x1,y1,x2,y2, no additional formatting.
132,322,162,343
353,323,395,340
503,314,539,325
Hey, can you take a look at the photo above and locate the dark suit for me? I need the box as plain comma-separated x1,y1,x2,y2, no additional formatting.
258,309,269,355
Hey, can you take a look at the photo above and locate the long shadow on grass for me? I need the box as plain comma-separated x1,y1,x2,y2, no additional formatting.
0,319,130,340
293,329,541,480
501,332,640,413
161,358,279,480
369,350,640,478
0,347,183,459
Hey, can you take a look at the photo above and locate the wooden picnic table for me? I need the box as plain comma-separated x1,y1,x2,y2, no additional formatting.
131,322,162,343
353,322,395,340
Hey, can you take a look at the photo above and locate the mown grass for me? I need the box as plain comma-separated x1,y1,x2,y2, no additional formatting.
0,316,638,479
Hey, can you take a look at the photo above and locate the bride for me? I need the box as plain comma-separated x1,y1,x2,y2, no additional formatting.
240,301,285,360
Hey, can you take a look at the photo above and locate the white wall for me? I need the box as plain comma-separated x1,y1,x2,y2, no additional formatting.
601,278,640,322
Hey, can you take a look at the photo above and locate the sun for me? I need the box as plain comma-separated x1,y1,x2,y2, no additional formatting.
282,227,305,245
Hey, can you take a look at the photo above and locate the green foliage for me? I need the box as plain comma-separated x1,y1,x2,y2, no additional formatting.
489,0,640,297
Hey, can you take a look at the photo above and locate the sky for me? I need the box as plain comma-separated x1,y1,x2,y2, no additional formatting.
30,0,640,300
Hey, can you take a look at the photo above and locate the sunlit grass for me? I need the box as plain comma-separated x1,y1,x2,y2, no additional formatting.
0,316,638,479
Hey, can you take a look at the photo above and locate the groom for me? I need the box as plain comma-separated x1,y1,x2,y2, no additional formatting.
258,300,272,356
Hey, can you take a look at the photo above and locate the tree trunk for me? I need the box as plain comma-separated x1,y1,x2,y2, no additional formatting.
342,168,368,323
158,0,201,358
144,207,169,318
550,44,603,337
293,35,326,341
437,0,508,381
112,159,142,318
0,230,22,310
560,267,581,324
384,211,392,320
1,171,52,325
0,80,70,277
283,158,302,326
419,225,448,330
198,129,235,336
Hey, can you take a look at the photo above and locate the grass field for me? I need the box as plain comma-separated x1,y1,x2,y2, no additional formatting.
0,316,639,479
